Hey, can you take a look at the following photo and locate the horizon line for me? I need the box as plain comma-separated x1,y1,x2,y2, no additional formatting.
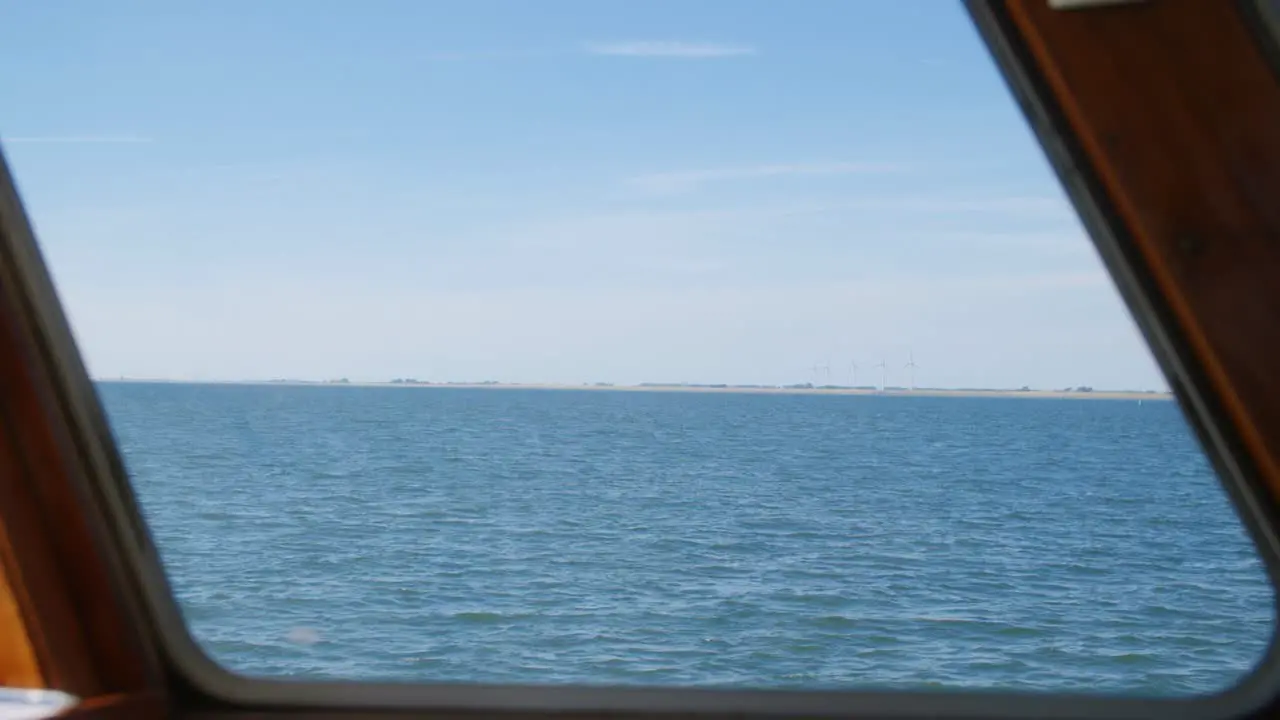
91,377,1172,398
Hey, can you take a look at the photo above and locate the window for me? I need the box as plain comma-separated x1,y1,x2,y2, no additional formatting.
1,0,1276,713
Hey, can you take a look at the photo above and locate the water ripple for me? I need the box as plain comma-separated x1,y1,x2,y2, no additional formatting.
99,383,1276,697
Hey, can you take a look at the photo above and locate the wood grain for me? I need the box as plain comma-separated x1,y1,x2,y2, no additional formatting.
0,154,163,708
1004,0,1280,492
56,693,168,720
0,558,41,688
0,268,99,693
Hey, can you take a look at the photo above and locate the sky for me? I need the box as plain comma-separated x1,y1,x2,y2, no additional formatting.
0,1,1167,390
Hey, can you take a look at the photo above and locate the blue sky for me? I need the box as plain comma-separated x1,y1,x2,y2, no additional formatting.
0,1,1165,390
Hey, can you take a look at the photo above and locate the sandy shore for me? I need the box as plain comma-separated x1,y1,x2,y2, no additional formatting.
100,379,1170,402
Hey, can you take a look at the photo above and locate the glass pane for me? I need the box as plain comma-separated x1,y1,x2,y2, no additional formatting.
2,0,1274,699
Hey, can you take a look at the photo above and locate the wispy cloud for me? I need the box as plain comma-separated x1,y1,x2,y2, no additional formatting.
1,135,152,144
779,194,1075,219
583,41,756,58
628,162,904,194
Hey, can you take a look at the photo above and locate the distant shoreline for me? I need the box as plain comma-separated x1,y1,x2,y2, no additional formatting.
95,378,1172,402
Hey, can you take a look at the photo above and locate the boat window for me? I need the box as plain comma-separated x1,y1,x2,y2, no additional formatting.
0,0,1274,702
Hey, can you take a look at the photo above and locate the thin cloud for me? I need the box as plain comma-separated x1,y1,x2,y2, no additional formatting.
768,194,1077,222
584,41,756,58
1,135,152,144
628,162,904,194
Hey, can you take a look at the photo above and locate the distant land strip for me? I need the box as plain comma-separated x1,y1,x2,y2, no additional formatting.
96,378,1173,401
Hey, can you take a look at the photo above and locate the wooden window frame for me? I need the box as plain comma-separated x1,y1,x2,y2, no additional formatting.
4,0,1280,718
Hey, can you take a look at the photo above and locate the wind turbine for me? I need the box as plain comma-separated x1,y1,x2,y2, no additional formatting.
849,359,859,388
904,351,919,392
822,357,832,386
874,357,887,392
810,363,822,387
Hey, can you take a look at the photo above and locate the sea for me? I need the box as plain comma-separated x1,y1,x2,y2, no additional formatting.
97,381,1277,697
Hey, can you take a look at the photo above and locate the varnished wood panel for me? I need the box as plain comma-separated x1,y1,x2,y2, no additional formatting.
56,692,168,719
1002,0,1280,492
0,152,164,707
0,271,98,693
0,558,41,688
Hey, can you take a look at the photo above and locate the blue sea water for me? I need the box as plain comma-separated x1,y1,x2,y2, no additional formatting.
98,382,1276,697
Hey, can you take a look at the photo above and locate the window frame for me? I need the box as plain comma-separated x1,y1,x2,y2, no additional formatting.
4,0,1280,718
